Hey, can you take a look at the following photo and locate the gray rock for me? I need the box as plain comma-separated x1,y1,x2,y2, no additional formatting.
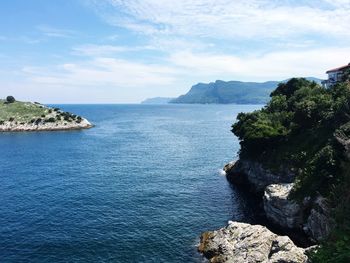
225,159,295,193
263,183,303,229
305,196,333,241
199,221,309,263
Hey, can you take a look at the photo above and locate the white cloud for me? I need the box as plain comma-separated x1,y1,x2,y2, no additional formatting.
169,47,350,81
17,46,350,103
8,56,185,103
89,0,350,40
71,44,155,56
37,25,77,38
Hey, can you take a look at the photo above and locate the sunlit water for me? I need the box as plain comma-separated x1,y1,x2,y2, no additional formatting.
0,104,261,262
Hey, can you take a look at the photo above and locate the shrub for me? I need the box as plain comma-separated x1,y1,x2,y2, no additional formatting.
6,96,15,103
8,117,14,122
35,118,42,125
41,114,46,118
0,120,4,125
48,109,52,113
46,117,55,123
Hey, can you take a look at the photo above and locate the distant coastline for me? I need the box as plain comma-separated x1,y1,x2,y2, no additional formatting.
143,77,322,105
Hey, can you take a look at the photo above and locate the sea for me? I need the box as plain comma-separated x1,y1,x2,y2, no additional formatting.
0,104,261,263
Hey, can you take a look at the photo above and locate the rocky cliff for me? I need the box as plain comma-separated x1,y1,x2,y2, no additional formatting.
199,78,350,262
224,162,333,242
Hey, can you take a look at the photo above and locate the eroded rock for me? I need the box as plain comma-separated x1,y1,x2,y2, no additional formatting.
263,183,303,229
225,159,295,193
199,221,308,263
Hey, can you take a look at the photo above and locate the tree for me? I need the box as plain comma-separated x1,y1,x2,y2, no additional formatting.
6,96,15,103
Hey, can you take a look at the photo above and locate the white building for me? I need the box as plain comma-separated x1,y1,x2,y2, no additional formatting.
322,63,350,88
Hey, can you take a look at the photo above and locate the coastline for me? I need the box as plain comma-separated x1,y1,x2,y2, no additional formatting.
0,118,93,132
198,160,317,263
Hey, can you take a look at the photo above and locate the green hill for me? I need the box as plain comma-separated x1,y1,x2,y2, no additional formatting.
171,78,322,104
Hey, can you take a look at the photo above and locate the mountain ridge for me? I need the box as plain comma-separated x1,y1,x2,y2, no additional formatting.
169,77,322,104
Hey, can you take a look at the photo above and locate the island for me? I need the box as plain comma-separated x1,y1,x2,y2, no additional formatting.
141,97,174,104
199,76,350,262
0,96,92,132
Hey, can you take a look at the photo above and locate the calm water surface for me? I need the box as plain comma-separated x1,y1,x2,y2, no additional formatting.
0,104,261,262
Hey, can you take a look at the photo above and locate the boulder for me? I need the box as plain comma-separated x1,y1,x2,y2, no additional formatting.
199,221,308,263
263,183,303,229
225,159,295,193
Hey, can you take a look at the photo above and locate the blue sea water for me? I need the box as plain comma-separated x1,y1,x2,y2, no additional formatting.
0,104,261,263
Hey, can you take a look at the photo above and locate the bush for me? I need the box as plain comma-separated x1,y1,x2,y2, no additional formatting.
34,118,42,125
8,117,14,122
6,96,15,103
46,117,55,123
0,120,4,125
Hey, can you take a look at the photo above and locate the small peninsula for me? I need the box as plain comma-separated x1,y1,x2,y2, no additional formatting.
0,96,92,132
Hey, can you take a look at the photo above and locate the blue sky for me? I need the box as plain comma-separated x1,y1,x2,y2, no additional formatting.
0,0,350,103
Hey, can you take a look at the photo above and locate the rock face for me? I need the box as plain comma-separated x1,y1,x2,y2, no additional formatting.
225,159,295,193
305,196,333,241
263,184,303,229
199,221,308,263
224,159,334,242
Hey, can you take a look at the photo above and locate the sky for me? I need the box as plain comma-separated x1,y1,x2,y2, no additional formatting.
0,0,350,103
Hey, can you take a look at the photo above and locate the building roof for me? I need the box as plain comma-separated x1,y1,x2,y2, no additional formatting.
326,63,350,73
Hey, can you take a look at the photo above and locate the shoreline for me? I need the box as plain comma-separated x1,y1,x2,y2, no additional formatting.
0,119,93,132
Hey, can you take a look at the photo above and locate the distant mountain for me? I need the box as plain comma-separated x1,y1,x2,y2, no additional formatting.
170,77,323,104
141,97,174,104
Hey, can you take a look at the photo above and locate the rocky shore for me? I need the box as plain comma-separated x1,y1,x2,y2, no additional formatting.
199,221,311,263
198,159,333,262
0,118,92,132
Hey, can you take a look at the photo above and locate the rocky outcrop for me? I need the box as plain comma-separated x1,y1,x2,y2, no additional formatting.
199,221,309,263
263,184,303,229
263,183,332,241
225,159,295,193
305,196,333,241
0,118,92,132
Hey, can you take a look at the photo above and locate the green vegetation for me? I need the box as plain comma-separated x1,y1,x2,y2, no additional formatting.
0,100,51,123
6,96,16,103
0,99,83,125
171,80,280,104
232,78,350,262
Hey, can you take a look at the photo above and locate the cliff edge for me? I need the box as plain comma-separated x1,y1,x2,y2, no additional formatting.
199,78,350,262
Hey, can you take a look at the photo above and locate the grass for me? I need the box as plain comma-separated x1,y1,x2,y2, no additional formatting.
0,100,50,122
